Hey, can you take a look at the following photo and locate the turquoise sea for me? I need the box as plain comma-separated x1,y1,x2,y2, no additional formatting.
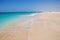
0,12,41,27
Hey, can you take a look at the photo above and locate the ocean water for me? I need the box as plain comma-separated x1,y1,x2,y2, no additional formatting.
0,12,41,27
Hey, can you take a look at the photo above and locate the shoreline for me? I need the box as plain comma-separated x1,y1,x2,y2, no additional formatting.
0,12,41,31
0,12,60,40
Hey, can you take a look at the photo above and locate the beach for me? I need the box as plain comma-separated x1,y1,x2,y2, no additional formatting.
0,12,40,40
0,12,60,40
30,12,60,40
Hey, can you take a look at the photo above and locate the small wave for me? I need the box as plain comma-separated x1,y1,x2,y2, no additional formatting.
27,13,39,16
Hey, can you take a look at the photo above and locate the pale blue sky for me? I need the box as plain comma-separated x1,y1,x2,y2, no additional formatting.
0,0,60,12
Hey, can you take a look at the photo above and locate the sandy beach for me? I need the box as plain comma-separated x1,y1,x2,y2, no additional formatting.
0,12,60,40
30,12,60,40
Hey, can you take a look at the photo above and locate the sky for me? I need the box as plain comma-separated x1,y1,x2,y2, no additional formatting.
0,0,60,12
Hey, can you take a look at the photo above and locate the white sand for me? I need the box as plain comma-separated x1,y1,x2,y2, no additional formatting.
30,12,60,40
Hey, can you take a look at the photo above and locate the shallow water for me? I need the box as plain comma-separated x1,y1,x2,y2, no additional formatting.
0,12,41,27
